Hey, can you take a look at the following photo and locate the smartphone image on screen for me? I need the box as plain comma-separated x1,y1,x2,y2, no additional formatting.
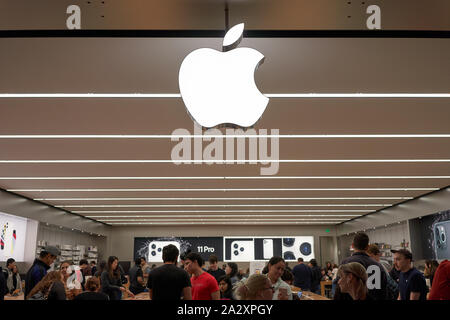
434,220,450,259
263,239,274,259
148,241,180,262
230,240,255,262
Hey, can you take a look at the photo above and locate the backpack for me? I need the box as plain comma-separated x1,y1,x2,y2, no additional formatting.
385,272,399,300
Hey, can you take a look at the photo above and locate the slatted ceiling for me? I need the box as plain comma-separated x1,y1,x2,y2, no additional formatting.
1,138,450,159
0,179,447,189
1,36,449,226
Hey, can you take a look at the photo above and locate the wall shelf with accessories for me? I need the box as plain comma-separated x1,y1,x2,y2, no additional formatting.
87,245,98,264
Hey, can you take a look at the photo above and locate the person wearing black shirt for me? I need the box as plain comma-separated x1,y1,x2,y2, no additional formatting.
129,257,146,295
101,256,134,300
218,275,234,299
207,255,226,283
292,258,312,290
309,259,322,294
334,233,388,300
74,277,109,300
147,244,192,300
24,245,60,299
0,266,6,300
392,249,428,300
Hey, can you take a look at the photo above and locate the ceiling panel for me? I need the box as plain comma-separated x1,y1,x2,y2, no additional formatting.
1,35,448,226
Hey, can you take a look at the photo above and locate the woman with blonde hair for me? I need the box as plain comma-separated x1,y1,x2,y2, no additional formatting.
235,274,274,300
337,262,371,300
26,271,66,300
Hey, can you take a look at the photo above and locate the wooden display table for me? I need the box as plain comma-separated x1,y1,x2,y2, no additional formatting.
290,286,330,300
4,293,24,300
124,292,149,300
320,280,333,297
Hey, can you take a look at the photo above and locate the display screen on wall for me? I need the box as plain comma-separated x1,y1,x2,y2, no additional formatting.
134,236,314,263
0,211,33,262
410,209,450,260
134,237,224,263
224,236,315,262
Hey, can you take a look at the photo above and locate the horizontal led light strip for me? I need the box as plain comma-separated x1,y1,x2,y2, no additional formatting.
84,214,361,218
1,176,448,180
34,197,412,201
105,222,339,225
73,210,368,213
1,93,449,98
55,204,391,208
0,134,449,138
95,218,348,222
1,159,449,163
9,188,437,192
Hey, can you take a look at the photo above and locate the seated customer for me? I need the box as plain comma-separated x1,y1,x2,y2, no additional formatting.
235,274,274,300
74,277,109,300
26,271,67,300
337,262,371,301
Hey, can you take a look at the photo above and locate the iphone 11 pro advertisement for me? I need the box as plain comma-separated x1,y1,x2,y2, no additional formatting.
224,236,315,262
0,211,28,262
134,237,224,263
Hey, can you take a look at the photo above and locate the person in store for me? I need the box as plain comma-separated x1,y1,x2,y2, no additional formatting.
266,257,292,300
0,265,7,301
292,257,312,291
94,260,106,278
428,259,450,300
140,257,151,284
392,249,428,300
100,256,135,300
333,233,387,300
424,260,439,288
6,263,22,296
74,276,109,300
79,259,90,290
309,259,322,294
225,262,240,285
321,268,332,281
147,244,192,300
24,245,60,299
59,260,72,283
217,275,234,300
185,252,220,300
26,271,67,300
337,262,372,300
281,269,294,286
207,254,225,283
325,261,333,277
90,261,97,276
128,257,147,295
366,244,399,300
234,274,274,300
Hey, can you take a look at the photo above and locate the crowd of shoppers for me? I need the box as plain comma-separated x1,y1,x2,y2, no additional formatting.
1,235,449,301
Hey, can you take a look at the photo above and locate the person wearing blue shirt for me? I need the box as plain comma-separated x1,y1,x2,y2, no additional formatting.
292,258,312,290
392,249,428,300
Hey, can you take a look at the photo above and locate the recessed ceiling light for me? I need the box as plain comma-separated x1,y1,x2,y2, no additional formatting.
75,209,367,213
84,214,361,218
1,159,449,163
0,134,449,139
10,187,438,192
56,204,390,208
1,93,449,98
1,176,448,180
34,197,413,201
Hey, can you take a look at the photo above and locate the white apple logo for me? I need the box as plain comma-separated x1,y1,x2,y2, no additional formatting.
179,23,269,128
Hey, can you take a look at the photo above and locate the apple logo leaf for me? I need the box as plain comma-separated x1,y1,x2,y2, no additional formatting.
222,23,245,52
